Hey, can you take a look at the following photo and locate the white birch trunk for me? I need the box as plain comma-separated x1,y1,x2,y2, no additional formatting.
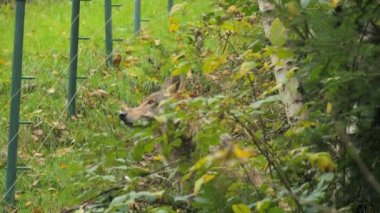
258,0,305,125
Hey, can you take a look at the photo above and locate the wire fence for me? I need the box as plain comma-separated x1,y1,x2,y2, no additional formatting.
0,0,180,205
1,0,125,204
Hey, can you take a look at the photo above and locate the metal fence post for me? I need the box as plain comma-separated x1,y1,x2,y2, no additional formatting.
168,0,173,13
134,0,141,35
105,0,113,66
67,0,80,118
5,0,26,204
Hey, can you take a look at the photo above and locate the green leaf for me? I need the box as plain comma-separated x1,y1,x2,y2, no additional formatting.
126,166,150,177
149,206,176,213
174,194,193,202
256,199,274,213
269,18,287,47
307,152,336,172
101,175,116,182
275,47,293,59
269,207,286,213
194,174,215,194
172,62,192,76
110,194,128,205
300,0,311,8
234,62,256,80
320,172,334,182
127,67,145,78
232,204,251,213
250,95,281,109
202,55,226,74
196,127,221,152
133,191,165,203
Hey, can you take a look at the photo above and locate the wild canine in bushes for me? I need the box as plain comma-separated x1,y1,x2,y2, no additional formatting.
119,76,196,161
119,76,182,127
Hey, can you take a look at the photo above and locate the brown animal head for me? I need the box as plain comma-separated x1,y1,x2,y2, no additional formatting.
119,77,182,127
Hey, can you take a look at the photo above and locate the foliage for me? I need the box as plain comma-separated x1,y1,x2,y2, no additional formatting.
74,0,341,212
272,0,380,210
1,0,379,212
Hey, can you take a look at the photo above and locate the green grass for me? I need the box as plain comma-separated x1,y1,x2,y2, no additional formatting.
0,0,211,211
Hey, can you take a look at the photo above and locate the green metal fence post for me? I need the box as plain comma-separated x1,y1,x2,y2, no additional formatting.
168,0,173,13
134,0,141,35
105,0,113,66
5,0,26,204
67,0,81,118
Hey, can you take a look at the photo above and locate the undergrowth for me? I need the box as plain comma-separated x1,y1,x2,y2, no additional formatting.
0,0,210,211
1,0,380,212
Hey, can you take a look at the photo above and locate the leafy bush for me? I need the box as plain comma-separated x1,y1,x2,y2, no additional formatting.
54,0,380,212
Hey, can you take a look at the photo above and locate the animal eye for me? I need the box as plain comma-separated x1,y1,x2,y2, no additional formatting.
147,100,156,105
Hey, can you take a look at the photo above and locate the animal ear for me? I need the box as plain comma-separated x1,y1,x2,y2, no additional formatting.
163,76,182,93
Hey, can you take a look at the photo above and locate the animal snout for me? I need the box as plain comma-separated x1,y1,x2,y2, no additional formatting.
119,112,127,120
119,111,132,126
119,111,136,127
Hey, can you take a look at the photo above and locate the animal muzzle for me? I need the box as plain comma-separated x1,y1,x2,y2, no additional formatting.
119,112,134,127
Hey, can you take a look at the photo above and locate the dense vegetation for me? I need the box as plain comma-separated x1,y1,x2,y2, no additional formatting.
1,0,379,212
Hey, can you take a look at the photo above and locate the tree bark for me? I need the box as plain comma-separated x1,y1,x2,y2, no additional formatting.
258,0,305,125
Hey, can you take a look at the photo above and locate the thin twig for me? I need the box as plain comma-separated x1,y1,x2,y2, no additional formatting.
337,123,380,195
240,164,264,199
230,112,304,212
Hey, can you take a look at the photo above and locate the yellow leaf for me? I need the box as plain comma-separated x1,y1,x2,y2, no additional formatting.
152,154,163,161
286,68,297,79
193,157,208,171
194,173,215,194
53,147,73,157
227,5,239,14
60,163,67,169
47,88,56,94
25,201,32,207
90,89,108,98
326,102,333,114
169,3,187,15
154,39,161,46
52,121,67,130
125,46,134,54
33,129,44,136
330,0,341,8
124,56,139,67
221,22,236,31
308,152,336,172
286,2,300,16
171,53,185,64
31,135,39,141
203,173,215,182
240,50,262,60
251,53,262,60
169,18,180,33
202,55,226,74
139,33,151,42
263,62,270,71
233,145,253,159
234,62,255,80
172,62,192,76
232,204,251,213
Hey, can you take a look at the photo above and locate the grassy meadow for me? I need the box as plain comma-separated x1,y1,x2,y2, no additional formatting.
0,0,211,211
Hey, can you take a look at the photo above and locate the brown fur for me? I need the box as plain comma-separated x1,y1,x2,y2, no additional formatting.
119,76,196,166
119,77,182,127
